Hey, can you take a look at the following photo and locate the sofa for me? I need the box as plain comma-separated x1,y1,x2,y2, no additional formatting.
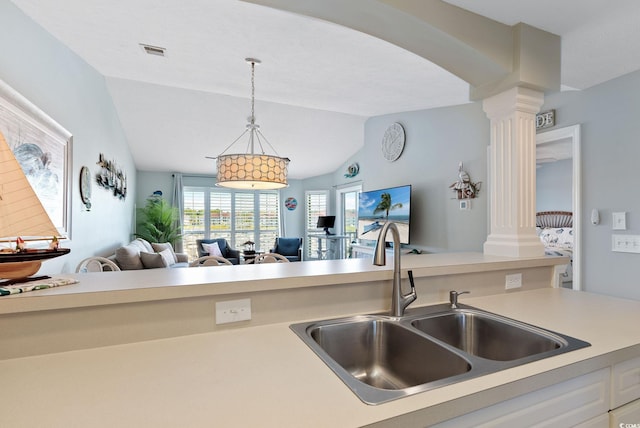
110,238,189,270
196,239,240,265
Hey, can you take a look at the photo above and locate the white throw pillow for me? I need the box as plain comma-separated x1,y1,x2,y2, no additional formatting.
151,242,177,264
202,242,223,257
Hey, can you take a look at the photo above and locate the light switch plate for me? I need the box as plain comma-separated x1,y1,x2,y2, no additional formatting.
216,298,252,324
612,212,627,230
612,235,640,253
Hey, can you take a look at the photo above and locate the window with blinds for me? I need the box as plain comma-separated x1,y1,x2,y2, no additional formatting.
305,191,329,259
233,192,255,250
183,188,207,260
182,186,281,260
210,192,232,241
259,193,280,252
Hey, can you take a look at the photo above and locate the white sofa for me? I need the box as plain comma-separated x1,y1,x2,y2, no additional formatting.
110,238,189,270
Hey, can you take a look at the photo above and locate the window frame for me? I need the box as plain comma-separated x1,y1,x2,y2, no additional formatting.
304,190,329,259
182,186,281,260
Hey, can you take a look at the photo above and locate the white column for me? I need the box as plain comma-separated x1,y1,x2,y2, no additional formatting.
483,87,545,257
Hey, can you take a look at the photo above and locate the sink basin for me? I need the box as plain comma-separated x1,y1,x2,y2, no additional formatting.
290,305,590,405
309,317,470,390
410,309,564,361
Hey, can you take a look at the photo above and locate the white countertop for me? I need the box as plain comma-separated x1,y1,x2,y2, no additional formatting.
1,288,639,428
0,252,568,315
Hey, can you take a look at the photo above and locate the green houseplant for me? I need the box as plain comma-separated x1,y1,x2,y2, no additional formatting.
135,194,182,245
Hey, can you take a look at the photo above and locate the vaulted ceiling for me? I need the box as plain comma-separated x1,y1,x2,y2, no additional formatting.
10,0,640,179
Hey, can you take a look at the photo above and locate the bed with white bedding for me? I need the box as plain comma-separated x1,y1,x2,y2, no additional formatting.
536,211,573,284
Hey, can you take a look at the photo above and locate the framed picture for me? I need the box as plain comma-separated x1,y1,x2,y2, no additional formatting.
0,78,73,238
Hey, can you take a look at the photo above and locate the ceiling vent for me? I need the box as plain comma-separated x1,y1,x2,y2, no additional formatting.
140,44,166,57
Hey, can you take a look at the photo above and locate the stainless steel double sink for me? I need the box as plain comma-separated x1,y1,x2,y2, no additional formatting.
290,304,590,405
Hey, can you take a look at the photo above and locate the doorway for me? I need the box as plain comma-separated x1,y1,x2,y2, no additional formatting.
536,125,581,290
336,184,361,258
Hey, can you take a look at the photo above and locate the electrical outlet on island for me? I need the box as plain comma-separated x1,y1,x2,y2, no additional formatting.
216,298,252,324
505,273,522,290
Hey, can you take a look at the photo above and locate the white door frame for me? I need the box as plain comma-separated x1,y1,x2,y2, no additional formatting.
536,124,581,290
335,184,362,236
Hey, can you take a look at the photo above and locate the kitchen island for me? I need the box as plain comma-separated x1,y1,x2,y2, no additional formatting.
1,253,637,427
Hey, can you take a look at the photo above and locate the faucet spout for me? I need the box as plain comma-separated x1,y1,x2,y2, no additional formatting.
373,222,417,317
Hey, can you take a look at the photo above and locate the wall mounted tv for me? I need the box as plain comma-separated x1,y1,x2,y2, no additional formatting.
358,184,411,245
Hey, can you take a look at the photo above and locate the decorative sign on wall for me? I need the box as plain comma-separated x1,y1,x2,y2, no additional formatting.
536,109,556,130
79,166,92,210
284,197,298,211
449,162,481,200
96,153,127,200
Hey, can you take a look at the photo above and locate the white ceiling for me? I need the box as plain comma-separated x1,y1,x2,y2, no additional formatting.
9,0,640,179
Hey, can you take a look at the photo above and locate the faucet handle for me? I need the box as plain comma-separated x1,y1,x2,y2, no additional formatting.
449,290,470,308
404,270,418,308
408,270,416,294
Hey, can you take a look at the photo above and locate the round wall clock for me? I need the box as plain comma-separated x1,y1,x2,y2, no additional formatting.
381,122,405,162
382,122,405,162
79,166,92,210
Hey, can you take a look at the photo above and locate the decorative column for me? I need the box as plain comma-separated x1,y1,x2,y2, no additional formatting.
483,87,545,257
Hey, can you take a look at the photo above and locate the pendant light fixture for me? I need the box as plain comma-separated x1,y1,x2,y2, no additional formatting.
214,58,289,189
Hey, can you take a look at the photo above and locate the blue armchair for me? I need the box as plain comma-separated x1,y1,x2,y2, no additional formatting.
271,237,303,262
196,238,241,265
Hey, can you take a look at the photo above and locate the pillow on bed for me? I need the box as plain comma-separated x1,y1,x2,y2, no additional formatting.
539,227,573,249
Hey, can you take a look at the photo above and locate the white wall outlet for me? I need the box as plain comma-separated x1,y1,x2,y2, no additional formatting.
505,273,522,290
612,212,627,230
215,298,252,324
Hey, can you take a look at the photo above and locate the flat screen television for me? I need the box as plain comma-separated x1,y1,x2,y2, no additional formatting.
357,184,411,245
317,215,336,235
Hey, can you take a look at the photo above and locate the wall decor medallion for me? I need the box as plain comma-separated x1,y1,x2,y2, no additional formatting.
96,153,127,200
284,197,298,211
79,166,92,210
344,162,360,178
381,122,405,162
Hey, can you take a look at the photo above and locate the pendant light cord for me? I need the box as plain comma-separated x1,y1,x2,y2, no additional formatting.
213,58,286,159
250,60,255,125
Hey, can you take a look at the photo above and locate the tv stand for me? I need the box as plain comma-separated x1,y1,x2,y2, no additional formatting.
351,243,394,259
308,233,349,259
323,228,334,235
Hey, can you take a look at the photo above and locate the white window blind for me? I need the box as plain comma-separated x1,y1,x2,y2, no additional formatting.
182,185,281,260
259,193,280,251
305,191,328,259
210,191,232,241
183,188,205,234
233,193,255,248
234,193,255,231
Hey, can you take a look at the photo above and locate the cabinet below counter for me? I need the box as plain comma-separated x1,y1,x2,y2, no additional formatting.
1,288,640,427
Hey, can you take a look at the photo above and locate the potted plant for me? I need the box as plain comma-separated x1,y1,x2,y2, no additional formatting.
135,193,182,245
